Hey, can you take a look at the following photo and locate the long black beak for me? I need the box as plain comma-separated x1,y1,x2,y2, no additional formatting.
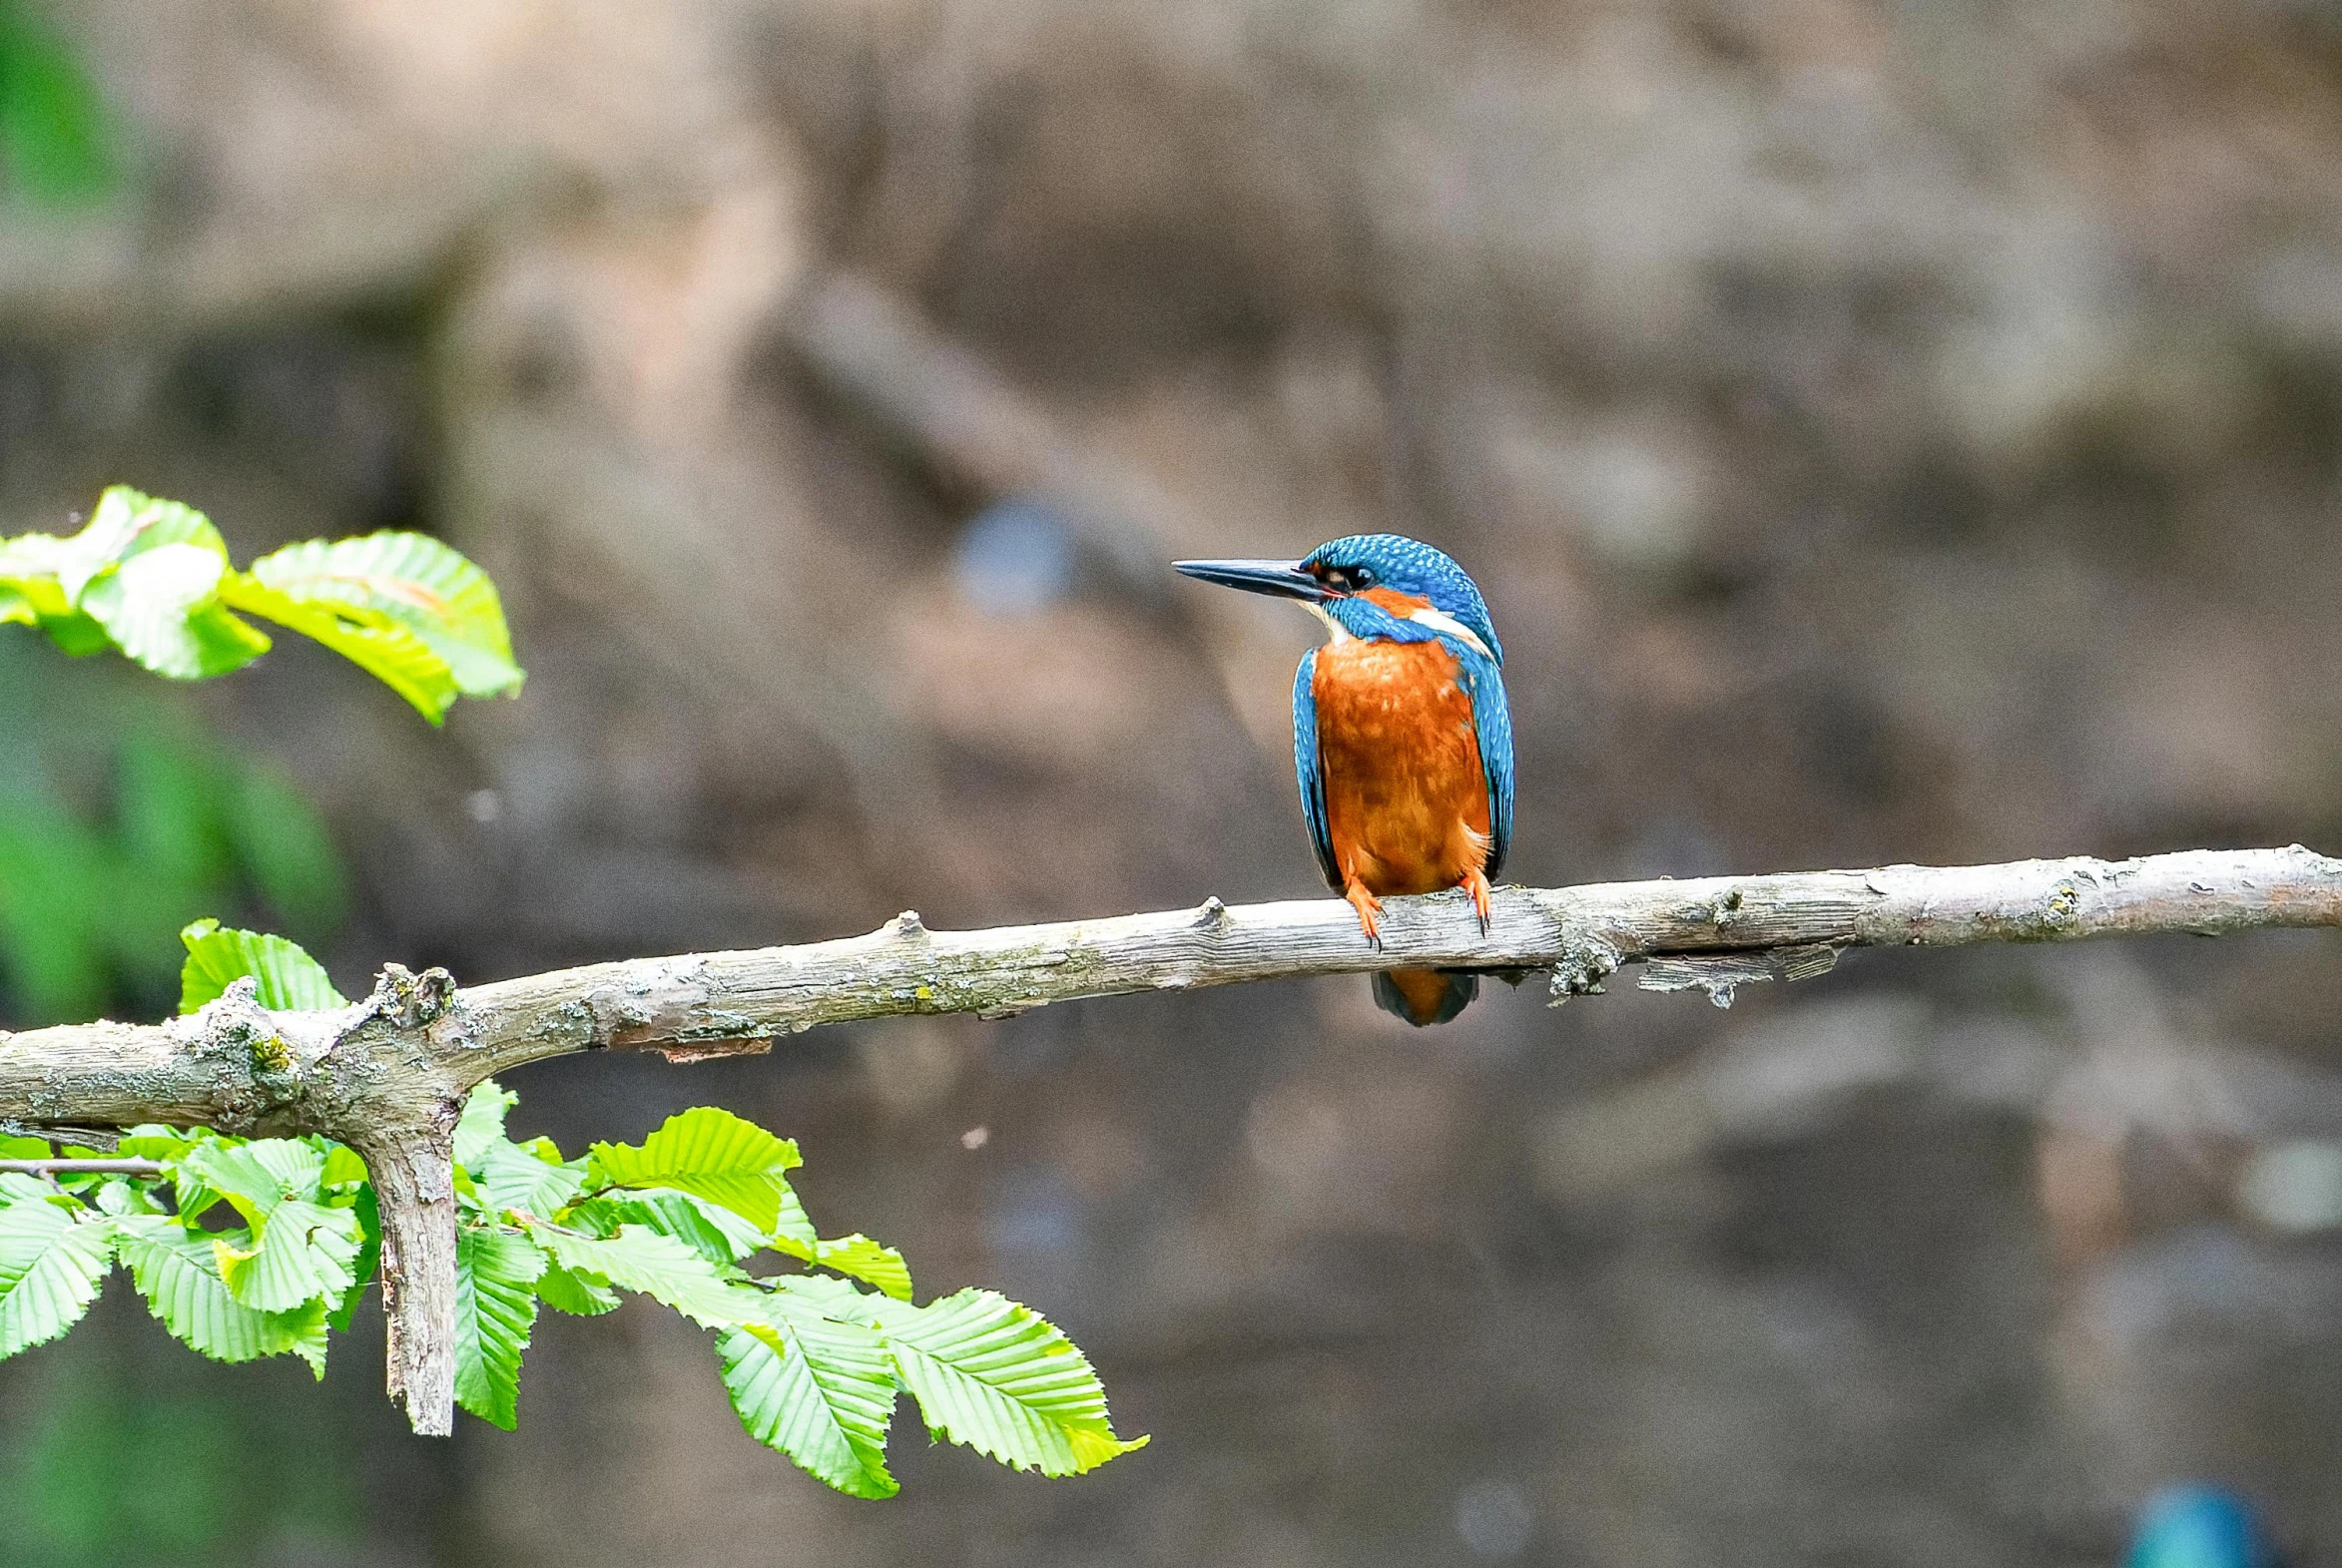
1171,558,1329,601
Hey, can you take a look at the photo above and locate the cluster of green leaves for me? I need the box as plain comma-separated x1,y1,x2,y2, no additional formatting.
0,648,343,1024
0,924,1146,1498
1,485,523,723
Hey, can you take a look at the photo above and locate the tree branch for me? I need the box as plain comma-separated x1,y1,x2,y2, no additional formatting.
2,843,2338,1432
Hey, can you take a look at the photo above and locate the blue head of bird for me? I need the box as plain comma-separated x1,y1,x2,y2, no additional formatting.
1171,533,1502,665
2126,1486,2277,1568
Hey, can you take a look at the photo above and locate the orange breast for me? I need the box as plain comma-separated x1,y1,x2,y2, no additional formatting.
1313,636,1491,896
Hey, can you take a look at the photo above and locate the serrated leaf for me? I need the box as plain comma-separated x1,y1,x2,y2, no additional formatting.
525,1223,748,1328
814,1235,913,1302
763,1198,909,1299
55,492,262,680
453,1080,518,1170
866,1290,1146,1477
58,487,229,599
533,1264,620,1316
571,1191,765,1267
317,1142,368,1191
114,1126,201,1163
115,1214,321,1367
219,572,459,722
720,1295,899,1498
178,1137,322,1226
0,1200,111,1358
468,1139,587,1221
78,542,272,679
0,535,111,654
90,1178,161,1218
279,1300,330,1378
772,1183,819,1252
179,918,347,1014
217,1197,359,1312
34,607,112,656
588,1109,802,1234
243,532,522,701
455,1225,544,1430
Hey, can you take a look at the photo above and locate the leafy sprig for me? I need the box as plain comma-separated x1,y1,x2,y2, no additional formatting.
0,924,1146,1498
1,486,523,723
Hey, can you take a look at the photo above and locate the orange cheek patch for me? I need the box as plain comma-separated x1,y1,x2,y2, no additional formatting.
1359,586,1433,616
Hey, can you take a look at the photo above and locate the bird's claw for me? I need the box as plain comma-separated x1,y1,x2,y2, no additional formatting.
1464,868,1493,936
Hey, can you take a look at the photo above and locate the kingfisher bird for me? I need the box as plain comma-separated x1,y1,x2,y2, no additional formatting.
1175,534,1514,1026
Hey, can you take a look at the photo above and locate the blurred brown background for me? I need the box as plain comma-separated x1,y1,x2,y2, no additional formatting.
5,0,2342,1563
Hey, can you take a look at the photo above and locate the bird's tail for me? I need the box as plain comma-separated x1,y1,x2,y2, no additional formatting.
1372,968,1478,1027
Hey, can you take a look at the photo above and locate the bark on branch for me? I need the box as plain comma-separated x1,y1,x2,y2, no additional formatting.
2,844,2338,1432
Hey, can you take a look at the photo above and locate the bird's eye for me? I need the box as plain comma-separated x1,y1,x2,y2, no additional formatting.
1352,567,1376,589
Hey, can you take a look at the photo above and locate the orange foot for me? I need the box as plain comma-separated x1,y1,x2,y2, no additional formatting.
1343,879,1384,946
1462,865,1492,934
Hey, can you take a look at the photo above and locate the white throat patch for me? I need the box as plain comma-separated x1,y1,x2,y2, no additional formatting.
1405,606,1494,661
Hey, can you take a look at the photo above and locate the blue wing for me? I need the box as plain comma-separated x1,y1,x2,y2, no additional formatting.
1292,649,1342,889
1457,649,1513,879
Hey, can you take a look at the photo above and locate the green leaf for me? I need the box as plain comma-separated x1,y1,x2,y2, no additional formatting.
57,487,230,600
177,1137,322,1226
219,572,458,723
49,488,264,678
525,1223,747,1328
114,1126,201,1163
453,1080,519,1170
0,1196,111,1358
588,1109,802,1234
78,543,271,679
773,1182,819,1251
317,1141,369,1191
720,1294,899,1498
814,1236,913,1302
34,606,111,656
216,1197,360,1313
532,1264,620,1317
466,1139,587,1221
866,1290,1146,1477
240,531,523,703
115,1214,322,1367
279,1300,331,1379
570,1190,765,1268
455,1225,544,1430
179,919,348,1014
0,534,109,652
